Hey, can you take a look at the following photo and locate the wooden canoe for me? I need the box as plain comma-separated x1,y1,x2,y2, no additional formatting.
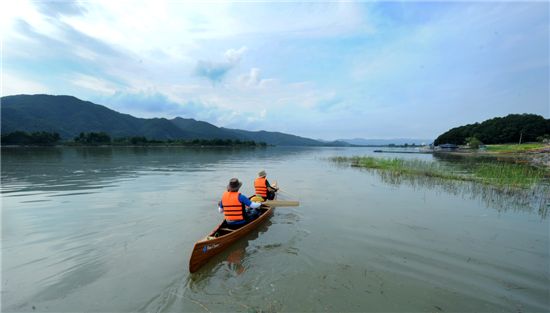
188,205,273,273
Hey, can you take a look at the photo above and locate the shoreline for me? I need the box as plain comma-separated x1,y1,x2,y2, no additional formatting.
372,143,549,170
433,145,550,169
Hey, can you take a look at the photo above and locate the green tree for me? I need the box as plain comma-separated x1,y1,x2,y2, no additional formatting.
435,114,550,145
74,132,111,145
537,134,550,143
466,136,483,149
1,131,32,145
130,136,148,145
1,131,60,145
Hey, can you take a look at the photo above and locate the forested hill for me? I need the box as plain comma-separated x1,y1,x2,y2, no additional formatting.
0,94,345,146
434,114,550,145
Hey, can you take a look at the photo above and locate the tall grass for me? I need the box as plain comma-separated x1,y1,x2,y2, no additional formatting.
472,162,545,188
330,156,547,189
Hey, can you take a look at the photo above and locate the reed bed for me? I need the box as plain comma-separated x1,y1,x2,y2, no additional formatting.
330,156,547,189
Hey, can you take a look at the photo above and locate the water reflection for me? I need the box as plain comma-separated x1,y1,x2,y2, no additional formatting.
139,220,272,313
0,146,313,195
226,246,246,275
4,146,548,312
190,221,271,279
353,166,549,219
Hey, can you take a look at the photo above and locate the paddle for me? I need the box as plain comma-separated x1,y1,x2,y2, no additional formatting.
263,200,300,207
274,186,299,199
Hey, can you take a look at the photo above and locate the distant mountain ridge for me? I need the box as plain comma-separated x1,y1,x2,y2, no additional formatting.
223,128,327,146
0,94,345,146
339,138,432,146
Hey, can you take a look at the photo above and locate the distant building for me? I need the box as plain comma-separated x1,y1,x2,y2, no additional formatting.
437,143,459,150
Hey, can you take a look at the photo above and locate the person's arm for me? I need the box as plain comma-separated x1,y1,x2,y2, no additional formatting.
239,194,261,209
218,200,224,213
266,180,278,191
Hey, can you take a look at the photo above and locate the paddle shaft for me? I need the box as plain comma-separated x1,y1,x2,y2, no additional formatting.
275,188,299,198
263,200,299,207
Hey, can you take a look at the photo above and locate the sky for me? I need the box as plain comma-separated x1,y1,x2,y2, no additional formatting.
1,0,549,140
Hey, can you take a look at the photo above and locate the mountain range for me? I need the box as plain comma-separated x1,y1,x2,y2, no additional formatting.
0,94,348,146
337,138,433,146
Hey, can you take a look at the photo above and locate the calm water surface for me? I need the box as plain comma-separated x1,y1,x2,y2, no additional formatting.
2,147,548,312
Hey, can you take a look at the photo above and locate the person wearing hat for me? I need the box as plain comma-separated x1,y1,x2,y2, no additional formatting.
254,170,278,200
218,178,262,227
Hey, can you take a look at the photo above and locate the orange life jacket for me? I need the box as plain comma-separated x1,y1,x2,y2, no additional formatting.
222,191,244,221
254,177,268,197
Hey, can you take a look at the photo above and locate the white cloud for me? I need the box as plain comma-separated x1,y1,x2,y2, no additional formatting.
1,71,50,96
1,0,57,40
3,1,547,139
245,68,261,86
12,1,374,67
224,46,248,64
238,68,275,88
71,74,118,94
195,47,248,83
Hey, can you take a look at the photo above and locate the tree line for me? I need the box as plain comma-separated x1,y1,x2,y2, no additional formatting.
434,114,550,146
1,131,61,145
1,131,267,147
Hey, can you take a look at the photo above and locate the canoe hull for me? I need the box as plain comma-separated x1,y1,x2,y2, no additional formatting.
189,206,273,273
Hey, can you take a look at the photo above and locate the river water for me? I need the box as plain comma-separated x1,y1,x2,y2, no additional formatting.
1,147,548,312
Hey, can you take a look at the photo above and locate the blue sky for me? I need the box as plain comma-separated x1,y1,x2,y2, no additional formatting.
2,1,548,140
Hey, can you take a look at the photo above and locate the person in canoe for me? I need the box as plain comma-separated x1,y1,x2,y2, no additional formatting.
254,170,279,200
218,178,262,228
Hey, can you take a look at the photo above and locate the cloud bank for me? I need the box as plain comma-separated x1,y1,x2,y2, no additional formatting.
2,1,548,140
195,47,247,83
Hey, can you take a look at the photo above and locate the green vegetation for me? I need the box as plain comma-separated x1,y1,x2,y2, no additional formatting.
485,143,546,153
466,136,482,149
1,131,267,147
1,131,60,145
74,132,111,145
434,114,550,145
331,156,547,189
470,163,545,188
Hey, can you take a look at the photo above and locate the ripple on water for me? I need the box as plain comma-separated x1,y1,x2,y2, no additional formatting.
46,191,99,197
20,199,51,203
341,229,550,311
2,146,548,312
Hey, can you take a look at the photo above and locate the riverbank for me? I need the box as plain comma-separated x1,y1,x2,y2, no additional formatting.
435,143,550,169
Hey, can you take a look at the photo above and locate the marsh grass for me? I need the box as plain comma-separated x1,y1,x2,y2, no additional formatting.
471,162,546,188
330,156,547,189
331,156,550,220
330,156,549,218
